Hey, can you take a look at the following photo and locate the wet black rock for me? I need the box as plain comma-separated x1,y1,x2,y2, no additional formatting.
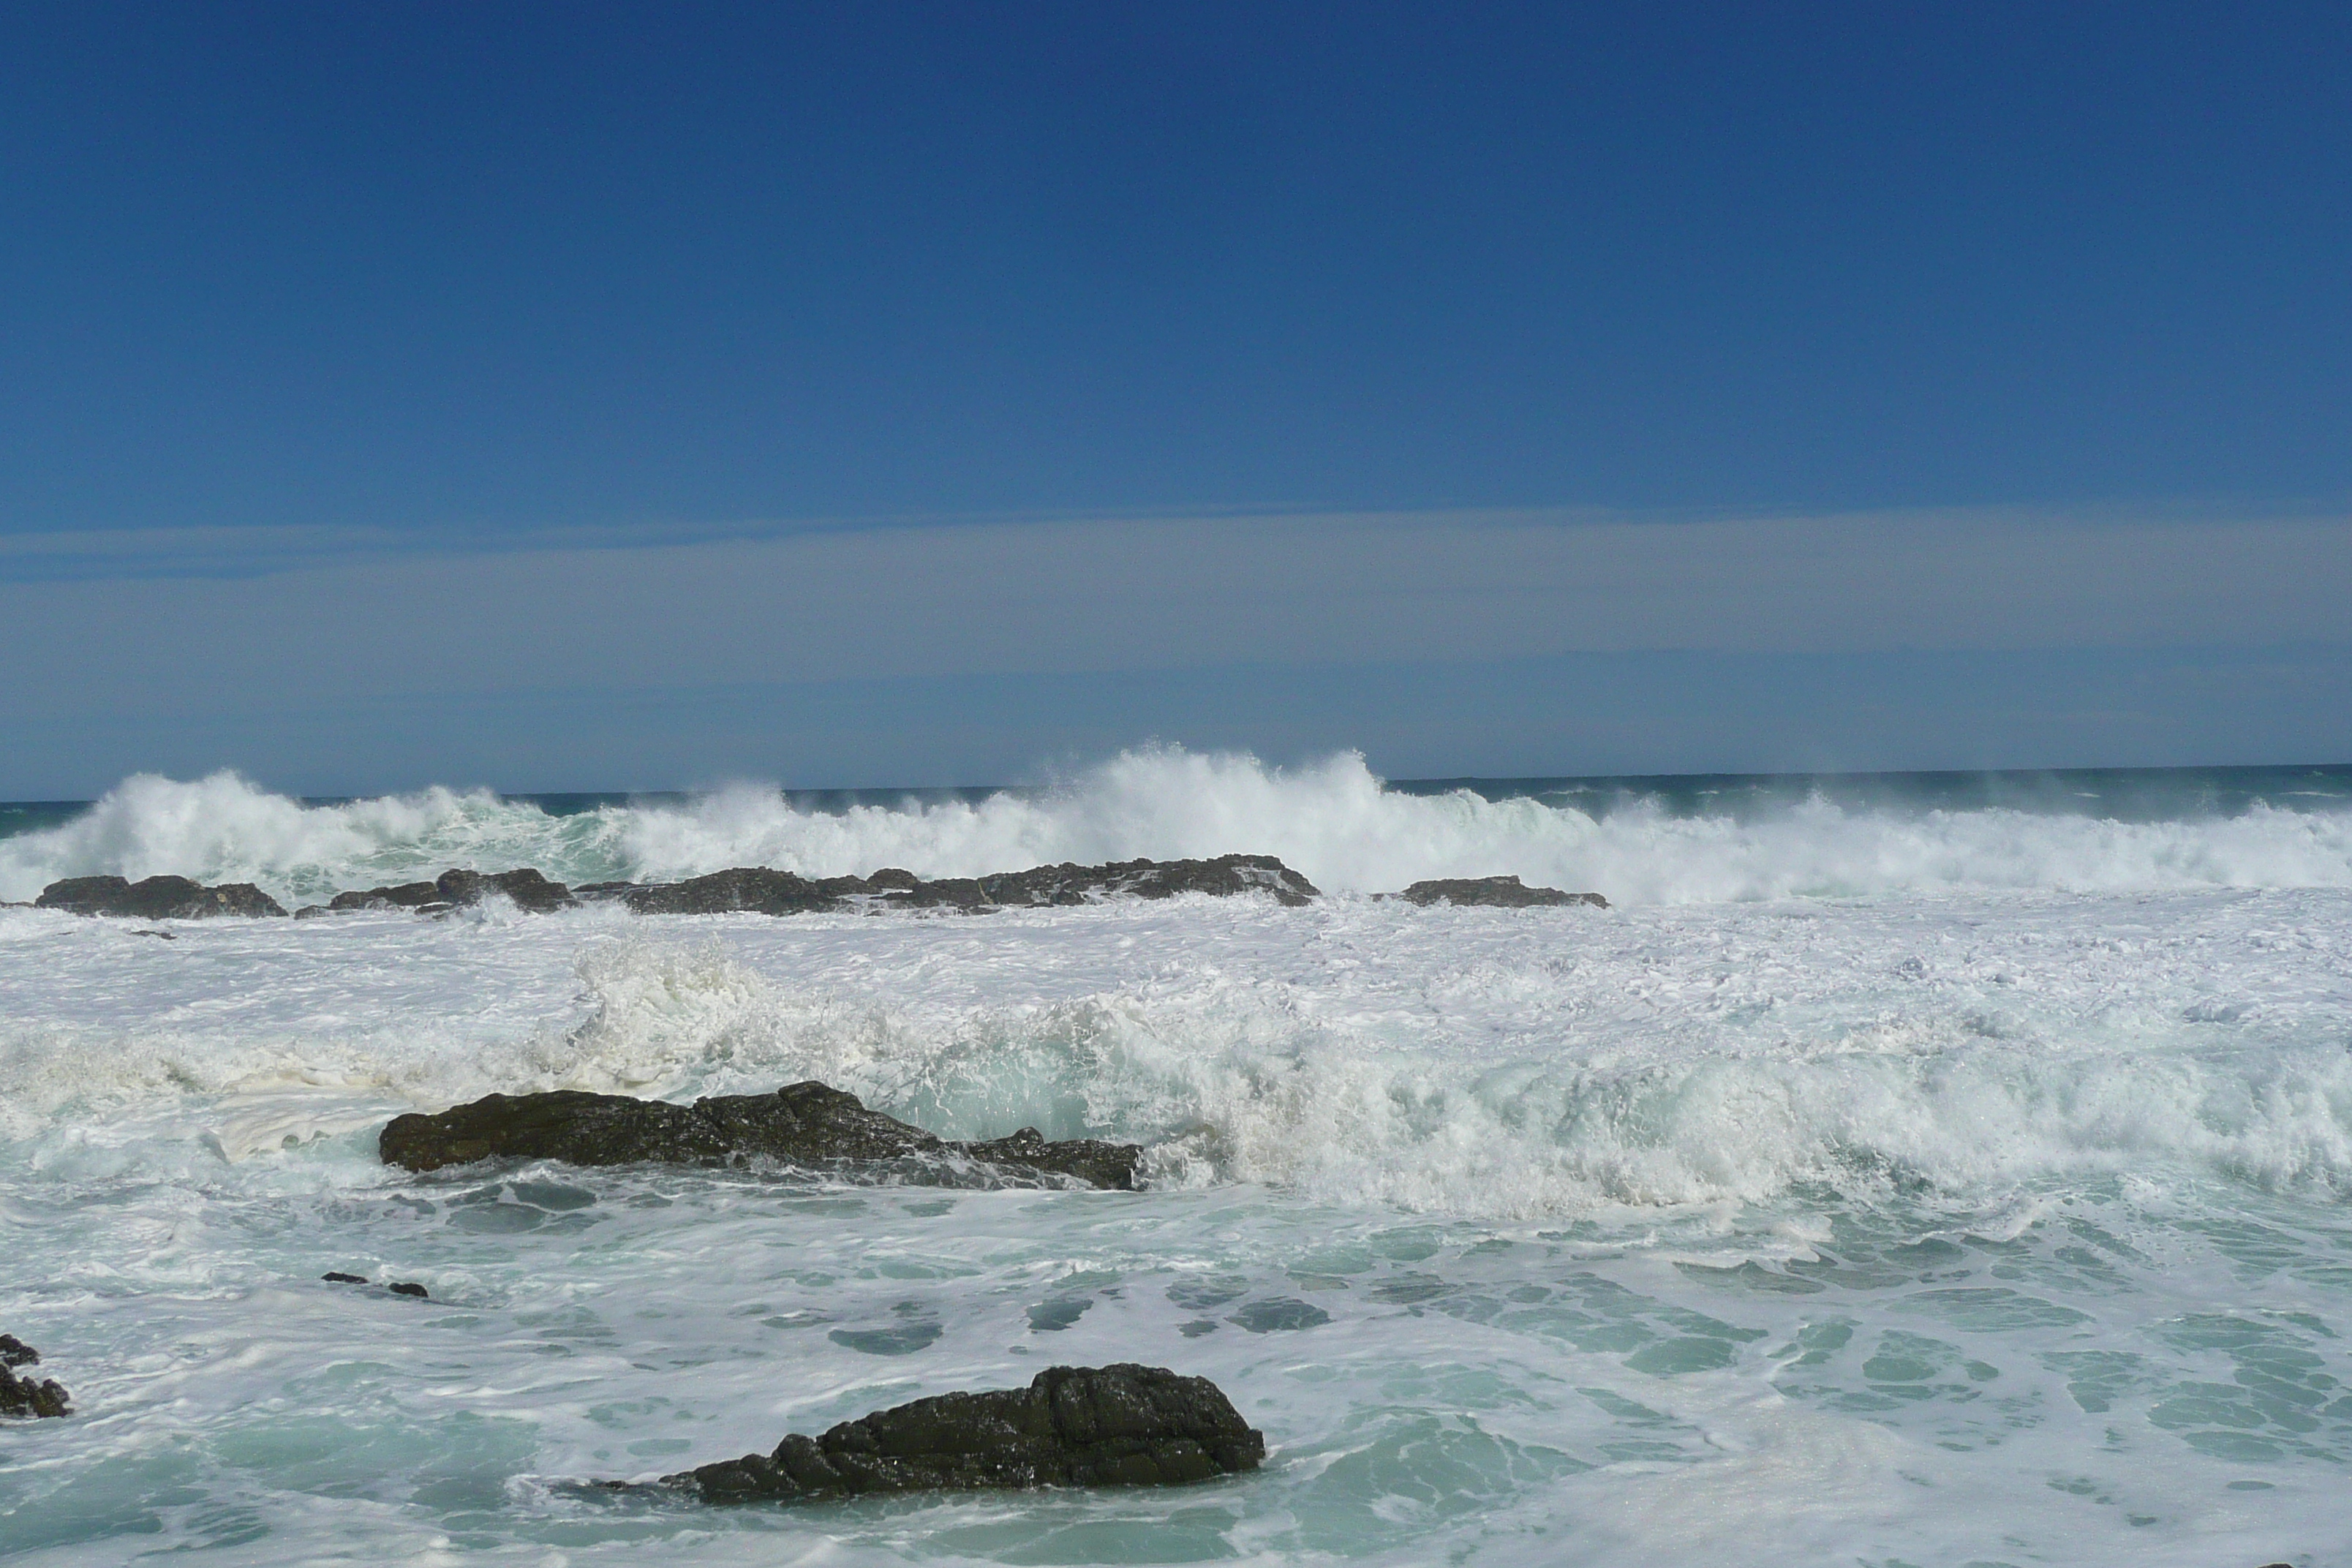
328,880,438,911
434,868,570,911
0,1337,69,1419
320,856,1317,919
979,856,1317,908
323,1271,369,1284
1392,876,1607,909
589,867,870,916
570,854,1319,916
379,1081,1142,1190
671,1364,1264,1502
35,875,287,919
331,868,571,913
388,1281,429,1299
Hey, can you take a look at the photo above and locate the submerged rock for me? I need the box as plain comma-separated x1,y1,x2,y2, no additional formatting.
379,1080,1143,1190
1392,876,1607,909
35,875,287,919
0,1337,69,1418
671,1364,1264,1502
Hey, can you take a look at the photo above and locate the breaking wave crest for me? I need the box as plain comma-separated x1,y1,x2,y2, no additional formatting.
536,946,2352,1218
5,749,2351,906
15,935,2351,1222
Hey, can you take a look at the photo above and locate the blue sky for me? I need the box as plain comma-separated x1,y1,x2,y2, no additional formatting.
3,3,2347,794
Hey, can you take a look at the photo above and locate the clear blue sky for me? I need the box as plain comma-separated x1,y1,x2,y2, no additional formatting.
3,3,2348,794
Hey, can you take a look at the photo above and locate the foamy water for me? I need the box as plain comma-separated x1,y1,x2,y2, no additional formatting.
6,750,2351,907
4,753,2352,1564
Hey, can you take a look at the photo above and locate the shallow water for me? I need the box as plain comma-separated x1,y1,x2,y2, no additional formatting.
5,757,2352,1564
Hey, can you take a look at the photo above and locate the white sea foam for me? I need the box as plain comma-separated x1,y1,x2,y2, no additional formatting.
4,750,2351,905
7,868,2352,1562
7,887,2350,1220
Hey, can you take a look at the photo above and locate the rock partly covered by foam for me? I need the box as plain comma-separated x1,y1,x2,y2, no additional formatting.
976,856,1317,908
1393,876,1607,909
321,855,1317,918
670,1364,1264,1502
581,866,914,915
0,1335,69,1419
35,875,287,919
379,1080,1142,1189
579,854,1319,913
330,867,572,913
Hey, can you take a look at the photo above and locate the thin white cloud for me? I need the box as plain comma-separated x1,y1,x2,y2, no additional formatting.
1,508,2345,721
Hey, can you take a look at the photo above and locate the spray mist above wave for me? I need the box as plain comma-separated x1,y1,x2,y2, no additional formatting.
4,749,2352,905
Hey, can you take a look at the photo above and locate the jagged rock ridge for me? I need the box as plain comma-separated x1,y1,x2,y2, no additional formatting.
1393,875,1607,908
379,1080,1142,1190
314,853,1319,916
0,1335,69,1419
671,1363,1264,1502
34,875,287,919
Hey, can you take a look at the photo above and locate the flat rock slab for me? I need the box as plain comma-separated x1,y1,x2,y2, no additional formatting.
0,1337,69,1418
380,1080,1142,1190
672,1364,1264,1502
1393,875,1607,908
35,875,287,919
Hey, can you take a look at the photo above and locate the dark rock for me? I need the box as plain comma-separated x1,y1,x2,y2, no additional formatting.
35,875,287,919
0,1338,69,1418
978,855,1319,908
293,905,331,918
1393,876,1607,909
669,1363,1264,1502
329,881,440,911
433,868,571,911
323,1271,369,1284
388,1281,429,1298
568,855,1317,916
604,867,847,916
331,870,570,913
379,1080,1142,1190
130,929,175,940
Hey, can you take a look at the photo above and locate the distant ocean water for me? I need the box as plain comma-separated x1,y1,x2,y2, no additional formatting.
4,751,2351,1565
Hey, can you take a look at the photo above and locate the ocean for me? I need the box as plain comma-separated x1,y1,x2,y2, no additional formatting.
4,750,2351,1566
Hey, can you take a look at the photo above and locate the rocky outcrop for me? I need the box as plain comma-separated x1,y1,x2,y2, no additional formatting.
581,867,891,915
576,854,1319,914
976,856,1316,908
379,1080,1142,1190
1392,876,1607,908
1,1336,69,1419
671,1364,1264,1502
35,875,287,919
311,855,1318,917
330,867,571,913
